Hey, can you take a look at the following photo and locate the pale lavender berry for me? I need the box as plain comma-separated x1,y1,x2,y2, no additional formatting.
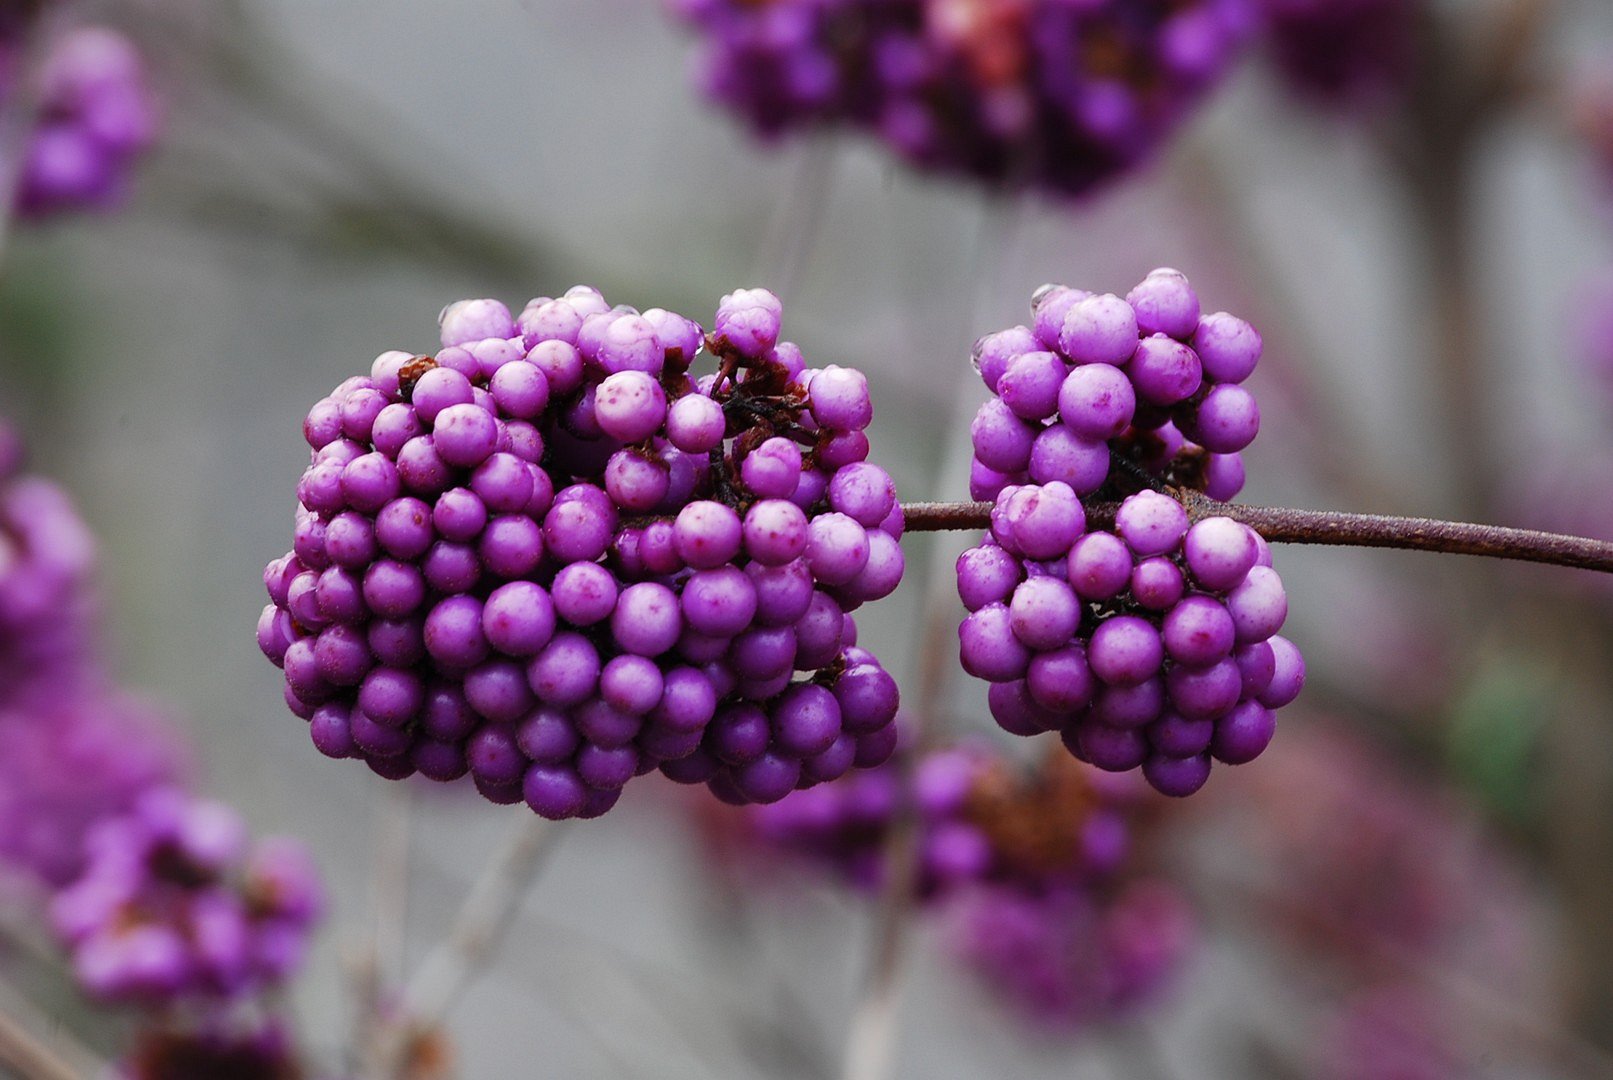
809,366,873,430
1059,294,1139,366
482,582,556,657
971,398,1036,474
1068,532,1133,600
1183,518,1259,592
973,326,1038,392
1191,384,1260,454
828,463,896,527
1008,577,1081,650
410,367,474,426
742,437,803,498
610,582,683,656
714,287,783,356
1227,566,1288,643
432,404,499,469
805,512,871,585
1128,336,1203,407
485,361,549,420
957,544,1023,611
1088,616,1164,687
666,393,727,453
959,604,1030,682
439,299,515,347
1192,312,1261,383
1000,482,1085,561
1115,491,1188,557
1058,363,1136,440
674,501,744,569
1260,635,1305,707
1028,426,1111,493
998,351,1067,421
743,499,809,565
1126,269,1201,339
595,371,668,443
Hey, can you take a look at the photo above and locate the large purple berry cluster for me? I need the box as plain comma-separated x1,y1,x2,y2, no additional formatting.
261,286,903,820
1254,0,1417,108
50,787,322,1006
0,423,99,706
740,741,1139,901
958,270,1304,796
11,27,160,217
672,0,1254,197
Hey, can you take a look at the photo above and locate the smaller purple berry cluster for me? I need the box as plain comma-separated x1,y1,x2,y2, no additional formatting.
742,741,1139,902
11,27,160,217
263,286,903,820
672,0,1254,197
49,787,322,1007
959,272,1303,796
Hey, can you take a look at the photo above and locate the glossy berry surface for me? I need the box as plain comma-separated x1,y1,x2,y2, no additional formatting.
263,287,902,819
959,271,1303,795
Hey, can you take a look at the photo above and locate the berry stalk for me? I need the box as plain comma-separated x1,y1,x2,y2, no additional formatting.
900,498,1613,574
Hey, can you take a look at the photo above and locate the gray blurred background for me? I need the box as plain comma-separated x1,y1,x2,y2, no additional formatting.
9,0,1613,1075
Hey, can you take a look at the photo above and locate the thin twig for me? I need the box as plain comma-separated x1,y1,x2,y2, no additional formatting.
401,818,564,1028
898,498,1613,573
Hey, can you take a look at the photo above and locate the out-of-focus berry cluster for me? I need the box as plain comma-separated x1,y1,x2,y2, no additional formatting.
51,787,322,1006
745,740,1136,899
0,426,99,705
0,420,326,1076
1254,0,1418,108
263,286,903,819
704,736,1194,1030
672,0,1255,197
4,26,160,217
957,271,1302,796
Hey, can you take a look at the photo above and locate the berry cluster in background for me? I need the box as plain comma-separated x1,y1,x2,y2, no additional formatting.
4,25,159,218
0,425,327,1076
671,0,1255,197
262,286,903,820
703,737,1196,1029
958,271,1302,795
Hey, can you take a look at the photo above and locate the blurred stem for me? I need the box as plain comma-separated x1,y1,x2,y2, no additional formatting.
0,1008,79,1080
752,136,839,300
839,193,1023,1080
370,818,564,1073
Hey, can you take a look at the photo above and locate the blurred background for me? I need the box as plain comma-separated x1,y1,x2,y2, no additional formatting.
8,0,1613,1075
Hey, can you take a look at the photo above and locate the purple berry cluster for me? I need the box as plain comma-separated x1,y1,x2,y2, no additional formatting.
50,787,322,1006
262,286,903,820
672,0,1254,197
1255,0,1416,108
742,742,1139,901
0,693,187,889
0,424,99,707
958,271,1304,796
947,878,1194,1030
12,27,160,217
